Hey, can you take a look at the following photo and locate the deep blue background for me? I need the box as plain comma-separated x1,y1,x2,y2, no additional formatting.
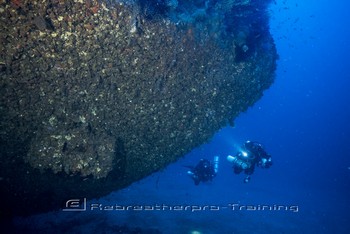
14,0,350,233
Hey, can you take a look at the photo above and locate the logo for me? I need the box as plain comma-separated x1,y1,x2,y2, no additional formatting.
62,198,86,211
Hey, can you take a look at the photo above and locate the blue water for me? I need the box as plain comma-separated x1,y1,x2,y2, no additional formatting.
13,0,350,233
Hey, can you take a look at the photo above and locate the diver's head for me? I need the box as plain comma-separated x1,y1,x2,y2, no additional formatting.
202,160,210,168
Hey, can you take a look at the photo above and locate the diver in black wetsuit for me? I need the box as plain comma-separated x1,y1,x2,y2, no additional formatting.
187,156,219,185
227,141,272,183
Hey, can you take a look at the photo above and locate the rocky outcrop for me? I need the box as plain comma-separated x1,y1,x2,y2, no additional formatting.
0,0,277,217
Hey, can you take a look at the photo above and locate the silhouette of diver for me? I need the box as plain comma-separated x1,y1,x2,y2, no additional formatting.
227,141,272,183
186,156,219,185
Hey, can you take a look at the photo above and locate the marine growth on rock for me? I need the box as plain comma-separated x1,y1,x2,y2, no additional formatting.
0,0,277,217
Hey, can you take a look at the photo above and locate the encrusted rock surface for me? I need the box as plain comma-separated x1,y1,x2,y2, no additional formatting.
0,0,277,217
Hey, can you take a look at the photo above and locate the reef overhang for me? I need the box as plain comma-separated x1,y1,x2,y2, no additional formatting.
0,0,277,217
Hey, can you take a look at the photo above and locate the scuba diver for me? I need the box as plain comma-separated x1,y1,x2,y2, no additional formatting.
187,156,219,185
227,141,272,183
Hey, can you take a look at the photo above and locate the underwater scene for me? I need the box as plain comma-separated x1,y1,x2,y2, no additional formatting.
0,0,349,233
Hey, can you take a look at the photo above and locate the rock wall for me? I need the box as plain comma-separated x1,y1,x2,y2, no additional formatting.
0,0,277,217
